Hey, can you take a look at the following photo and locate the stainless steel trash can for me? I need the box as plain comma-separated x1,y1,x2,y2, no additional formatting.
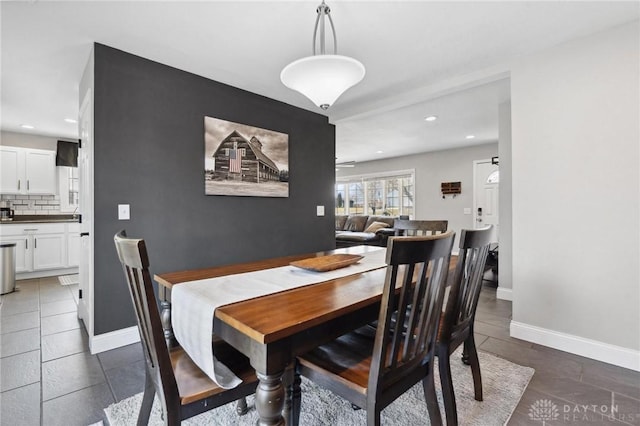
1,242,16,295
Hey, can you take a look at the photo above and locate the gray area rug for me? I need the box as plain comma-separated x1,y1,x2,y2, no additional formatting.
104,349,534,425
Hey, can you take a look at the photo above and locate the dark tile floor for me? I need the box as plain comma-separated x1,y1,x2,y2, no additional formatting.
1,276,639,425
0,277,143,426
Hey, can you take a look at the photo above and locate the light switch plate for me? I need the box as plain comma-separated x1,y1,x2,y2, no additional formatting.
118,204,130,220
316,205,325,216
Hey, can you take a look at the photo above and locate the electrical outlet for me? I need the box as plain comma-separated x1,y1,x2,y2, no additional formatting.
118,204,130,220
317,205,325,216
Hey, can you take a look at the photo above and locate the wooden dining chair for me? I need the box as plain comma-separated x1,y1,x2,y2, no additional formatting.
393,219,448,236
292,231,455,426
113,230,257,425
436,225,494,426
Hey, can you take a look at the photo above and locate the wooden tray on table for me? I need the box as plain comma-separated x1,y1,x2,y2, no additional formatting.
290,254,364,272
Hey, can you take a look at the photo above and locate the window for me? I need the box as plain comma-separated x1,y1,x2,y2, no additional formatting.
366,180,383,215
335,184,346,215
336,170,414,217
348,182,365,214
58,166,79,212
486,170,500,184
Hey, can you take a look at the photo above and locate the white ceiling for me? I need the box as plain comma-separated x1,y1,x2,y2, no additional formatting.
2,1,638,163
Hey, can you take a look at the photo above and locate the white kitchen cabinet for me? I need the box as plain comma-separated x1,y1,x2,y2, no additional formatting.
25,150,57,194
0,146,56,195
0,235,31,273
0,222,76,276
0,147,24,193
33,233,66,270
67,224,81,267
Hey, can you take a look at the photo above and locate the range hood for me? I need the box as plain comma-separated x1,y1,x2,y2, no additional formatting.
56,140,78,167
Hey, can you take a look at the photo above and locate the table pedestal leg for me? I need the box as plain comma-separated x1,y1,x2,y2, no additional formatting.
160,300,176,348
255,371,285,426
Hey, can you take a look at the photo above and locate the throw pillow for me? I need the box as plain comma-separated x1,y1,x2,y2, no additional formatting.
344,215,368,232
364,221,390,233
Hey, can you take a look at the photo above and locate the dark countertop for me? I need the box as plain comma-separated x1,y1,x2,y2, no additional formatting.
0,214,79,224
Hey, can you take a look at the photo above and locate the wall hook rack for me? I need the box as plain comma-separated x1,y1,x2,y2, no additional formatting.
441,181,461,199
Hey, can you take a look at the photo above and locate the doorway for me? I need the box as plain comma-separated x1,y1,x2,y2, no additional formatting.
473,159,499,231
473,159,499,284
77,89,93,338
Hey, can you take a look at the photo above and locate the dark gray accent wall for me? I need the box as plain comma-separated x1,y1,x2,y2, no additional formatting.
93,44,335,335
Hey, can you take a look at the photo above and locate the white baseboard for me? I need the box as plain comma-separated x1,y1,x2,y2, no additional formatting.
496,286,512,301
17,267,79,280
89,325,140,354
510,321,640,372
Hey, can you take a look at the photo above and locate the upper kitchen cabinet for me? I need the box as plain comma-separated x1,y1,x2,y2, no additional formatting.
0,146,57,195
0,146,22,193
26,149,57,193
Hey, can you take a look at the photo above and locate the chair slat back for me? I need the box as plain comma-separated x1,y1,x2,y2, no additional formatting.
369,231,455,394
393,219,448,236
113,230,178,410
441,226,494,339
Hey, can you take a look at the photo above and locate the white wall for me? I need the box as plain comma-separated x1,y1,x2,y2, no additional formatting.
1,131,62,150
498,101,513,298
336,143,499,249
510,21,639,369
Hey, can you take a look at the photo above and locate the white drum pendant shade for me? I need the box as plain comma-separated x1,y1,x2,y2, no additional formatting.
281,55,365,110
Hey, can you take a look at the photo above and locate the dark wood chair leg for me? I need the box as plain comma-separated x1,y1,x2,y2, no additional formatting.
235,397,248,415
288,364,302,426
422,369,442,426
137,370,155,426
465,335,483,401
438,346,458,426
291,371,302,425
461,338,470,365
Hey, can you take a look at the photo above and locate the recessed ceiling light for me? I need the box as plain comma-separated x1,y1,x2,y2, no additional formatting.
20,124,34,129
425,115,438,122
376,150,383,154
64,118,77,124
465,135,475,139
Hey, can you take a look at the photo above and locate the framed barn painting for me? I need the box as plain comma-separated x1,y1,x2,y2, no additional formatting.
204,116,289,197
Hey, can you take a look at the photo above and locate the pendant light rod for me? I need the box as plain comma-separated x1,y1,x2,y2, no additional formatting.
280,1,365,110
313,1,337,55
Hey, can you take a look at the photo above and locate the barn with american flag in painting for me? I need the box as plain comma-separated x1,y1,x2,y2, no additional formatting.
211,130,280,183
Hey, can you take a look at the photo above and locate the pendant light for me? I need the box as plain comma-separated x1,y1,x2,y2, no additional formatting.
280,1,365,110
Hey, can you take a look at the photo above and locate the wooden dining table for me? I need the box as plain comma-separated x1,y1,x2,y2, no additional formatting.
154,245,456,426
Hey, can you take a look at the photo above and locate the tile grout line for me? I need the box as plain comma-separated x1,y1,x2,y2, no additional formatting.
97,353,119,407
39,279,44,426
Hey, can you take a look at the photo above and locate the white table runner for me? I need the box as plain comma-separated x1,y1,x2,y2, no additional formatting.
171,248,388,388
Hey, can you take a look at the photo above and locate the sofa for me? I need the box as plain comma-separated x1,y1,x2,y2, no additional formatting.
335,215,396,248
